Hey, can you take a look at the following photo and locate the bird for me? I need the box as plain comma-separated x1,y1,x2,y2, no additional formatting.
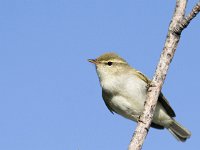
88,52,191,142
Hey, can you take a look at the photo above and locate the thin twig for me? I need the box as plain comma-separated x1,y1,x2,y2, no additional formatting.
128,1,188,150
129,0,200,148
174,1,200,34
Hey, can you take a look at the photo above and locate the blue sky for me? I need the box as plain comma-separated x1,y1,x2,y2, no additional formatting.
0,0,199,150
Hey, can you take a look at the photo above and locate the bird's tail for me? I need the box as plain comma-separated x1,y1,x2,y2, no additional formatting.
168,119,191,142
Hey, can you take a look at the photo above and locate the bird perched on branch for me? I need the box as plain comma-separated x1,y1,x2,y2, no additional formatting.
88,52,191,142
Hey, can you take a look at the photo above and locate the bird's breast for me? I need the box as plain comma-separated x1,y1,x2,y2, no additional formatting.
101,74,148,120
101,74,147,100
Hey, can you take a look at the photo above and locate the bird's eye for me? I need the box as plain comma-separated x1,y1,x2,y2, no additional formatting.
107,61,113,66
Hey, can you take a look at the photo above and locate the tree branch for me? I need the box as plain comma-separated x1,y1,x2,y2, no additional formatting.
128,0,200,149
174,1,200,34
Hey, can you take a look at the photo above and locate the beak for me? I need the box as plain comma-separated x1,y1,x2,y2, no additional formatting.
88,59,97,64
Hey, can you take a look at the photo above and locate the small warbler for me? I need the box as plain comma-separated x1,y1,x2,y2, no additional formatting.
88,52,191,142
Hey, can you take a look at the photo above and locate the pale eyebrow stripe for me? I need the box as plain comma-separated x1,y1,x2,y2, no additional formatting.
99,60,127,64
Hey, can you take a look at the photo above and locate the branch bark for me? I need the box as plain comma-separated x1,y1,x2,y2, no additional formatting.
128,1,200,150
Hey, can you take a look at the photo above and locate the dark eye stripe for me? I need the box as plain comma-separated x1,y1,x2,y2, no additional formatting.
107,61,113,66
